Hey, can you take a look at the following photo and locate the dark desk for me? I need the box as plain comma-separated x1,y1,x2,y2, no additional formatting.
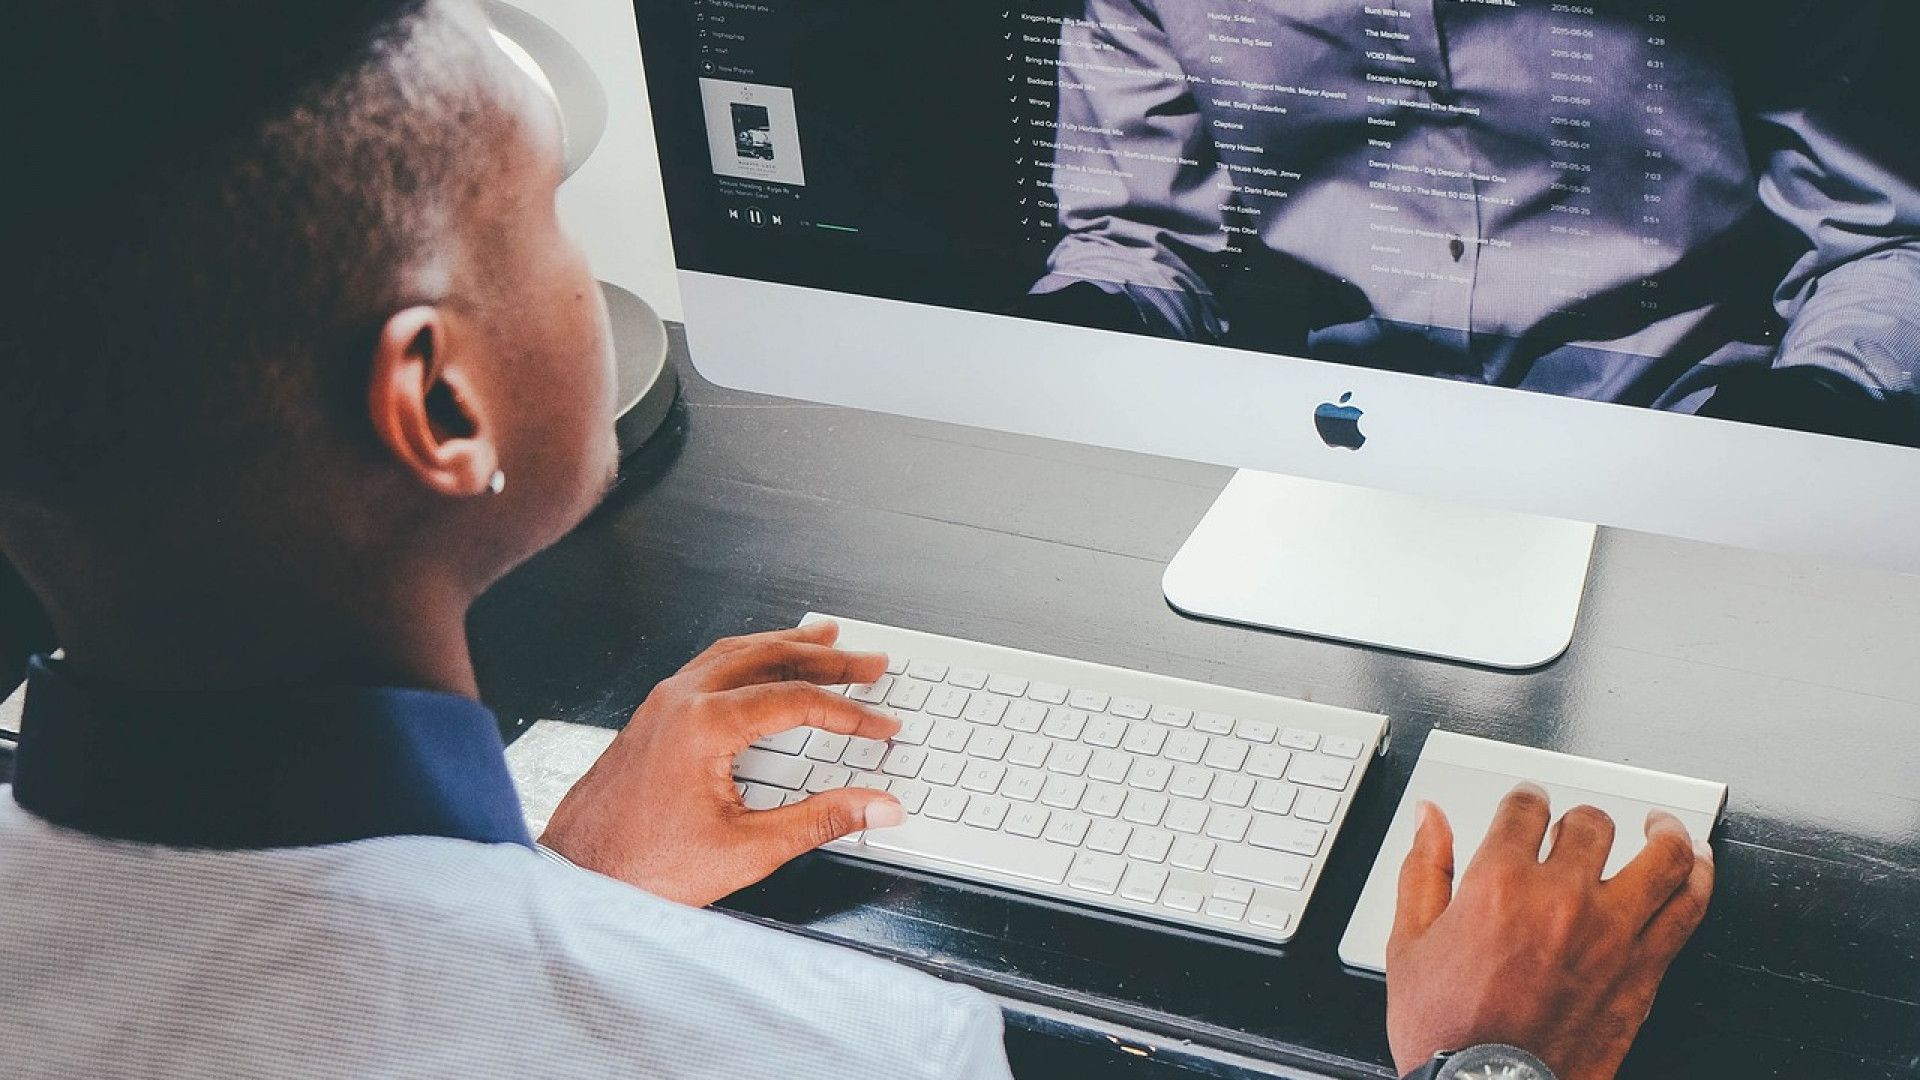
470,341,1920,1079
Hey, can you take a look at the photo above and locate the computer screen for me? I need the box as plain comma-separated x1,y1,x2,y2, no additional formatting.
624,0,1920,660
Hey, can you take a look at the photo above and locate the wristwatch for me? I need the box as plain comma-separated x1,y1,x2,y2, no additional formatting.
1400,1044,1560,1080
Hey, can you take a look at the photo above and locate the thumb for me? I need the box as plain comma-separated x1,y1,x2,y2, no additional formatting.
741,788,905,868
1390,801,1456,953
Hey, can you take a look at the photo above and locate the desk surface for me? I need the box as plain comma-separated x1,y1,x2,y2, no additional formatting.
470,342,1920,1079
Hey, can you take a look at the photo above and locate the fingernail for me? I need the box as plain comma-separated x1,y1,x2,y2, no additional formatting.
1514,781,1548,800
1415,800,1436,828
863,798,906,830
1695,840,1715,864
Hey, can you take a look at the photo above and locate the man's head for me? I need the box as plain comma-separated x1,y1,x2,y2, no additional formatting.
0,0,618,683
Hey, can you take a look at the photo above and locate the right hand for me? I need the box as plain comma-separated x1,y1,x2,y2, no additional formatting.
1385,784,1716,1080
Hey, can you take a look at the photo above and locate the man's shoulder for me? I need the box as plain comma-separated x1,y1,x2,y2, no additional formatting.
0,799,1009,1080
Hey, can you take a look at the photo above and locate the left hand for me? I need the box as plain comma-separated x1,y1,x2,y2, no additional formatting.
539,621,904,906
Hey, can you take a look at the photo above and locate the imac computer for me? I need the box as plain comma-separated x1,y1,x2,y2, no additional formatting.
620,1,1920,668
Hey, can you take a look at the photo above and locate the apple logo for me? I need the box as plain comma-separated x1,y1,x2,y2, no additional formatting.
1315,392,1367,450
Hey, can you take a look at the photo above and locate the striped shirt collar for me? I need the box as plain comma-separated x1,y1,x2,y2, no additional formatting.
10,656,531,850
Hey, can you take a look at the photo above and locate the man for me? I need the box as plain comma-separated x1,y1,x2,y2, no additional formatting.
1026,0,1920,443
0,3,1710,1079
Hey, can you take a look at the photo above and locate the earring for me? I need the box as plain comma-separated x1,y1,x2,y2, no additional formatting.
488,469,506,495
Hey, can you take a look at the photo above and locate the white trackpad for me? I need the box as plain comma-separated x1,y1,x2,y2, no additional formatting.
1338,731,1725,974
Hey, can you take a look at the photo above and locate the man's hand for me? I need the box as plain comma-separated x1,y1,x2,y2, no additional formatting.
1386,784,1715,1080
538,621,905,907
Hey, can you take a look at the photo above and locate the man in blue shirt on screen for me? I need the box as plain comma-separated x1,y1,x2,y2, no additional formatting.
0,3,1711,1079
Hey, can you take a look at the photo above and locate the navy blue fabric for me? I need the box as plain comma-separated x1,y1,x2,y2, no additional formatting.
10,656,531,850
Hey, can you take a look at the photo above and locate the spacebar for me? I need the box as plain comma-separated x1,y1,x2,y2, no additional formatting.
862,817,1074,884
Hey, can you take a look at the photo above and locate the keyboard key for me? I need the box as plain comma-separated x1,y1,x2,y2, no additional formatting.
1202,739,1250,772
949,667,990,690
1084,716,1128,748
1194,712,1236,735
1067,852,1127,894
1170,836,1216,871
923,790,970,822
1046,743,1092,776
1040,775,1087,810
804,731,851,763
1168,765,1214,801
864,815,1072,885
805,764,854,793
893,716,933,746
1087,820,1132,854
1001,767,1048,803
883,655,908,676
1126,759,1173,792
881,745,926,779
1041,707,1089,741
1206,807,1253,843
1111,697,1151,721
1246,746,1291,779
1161,875,1207,912
1213,879,1254,904
1007,735,1051,768
1278,727,1321,752
1068,690,1110,712
885,679,932,712
960,761,1007,794
926,687,970,718
906,660,949,682
1083,785,1127,818
847,676,895,705
1121,723,1168,756
734,747,812,789
965,728,1012,761
1119,864,1169,904
1125,828,1174,864
889,780,930,814
754,728,811,755
1249,816,1326,858
1005,804,1050,838
1121,790,1168,826
1287,755,1354,791
1043,812,1091,846
921,752,965,788
1323,735,1367,759
1003,701,1049,732
1251,780,1297,816
1029,682,1070,705
1295,788,1342,823
929,720,971,753
1204,898,1248,922
963,694,1009,726
1164,731,1209,764
987,674,1029,697
844,738,889,771
1149,705,1193,728
1248,893,1293,933
963,796,1011,831
1210,775,1255,808
741,783,784,811
1164,798,1210,834
1212,846,1311,892
1234,718,1278,744
1088,749,1131,784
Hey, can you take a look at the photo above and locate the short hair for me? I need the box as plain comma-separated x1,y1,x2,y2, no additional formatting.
0,1,514,510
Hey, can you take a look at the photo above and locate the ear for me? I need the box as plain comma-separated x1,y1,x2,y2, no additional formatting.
366,306,499,498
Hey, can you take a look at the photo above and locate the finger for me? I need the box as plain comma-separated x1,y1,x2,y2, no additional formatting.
738,787,906,867
695,640,888,693
1630,841,1715,982
1543,803,1617,879
689,621,841,665
705,681,901,749
1611,811,1709,934
1464,782,1553,877
1390,801,1456,952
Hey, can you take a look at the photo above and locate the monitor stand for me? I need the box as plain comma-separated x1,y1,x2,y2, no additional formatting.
1163,471,1596,670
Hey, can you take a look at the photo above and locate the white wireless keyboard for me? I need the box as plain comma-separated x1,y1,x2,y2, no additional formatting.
731,615,1390,945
